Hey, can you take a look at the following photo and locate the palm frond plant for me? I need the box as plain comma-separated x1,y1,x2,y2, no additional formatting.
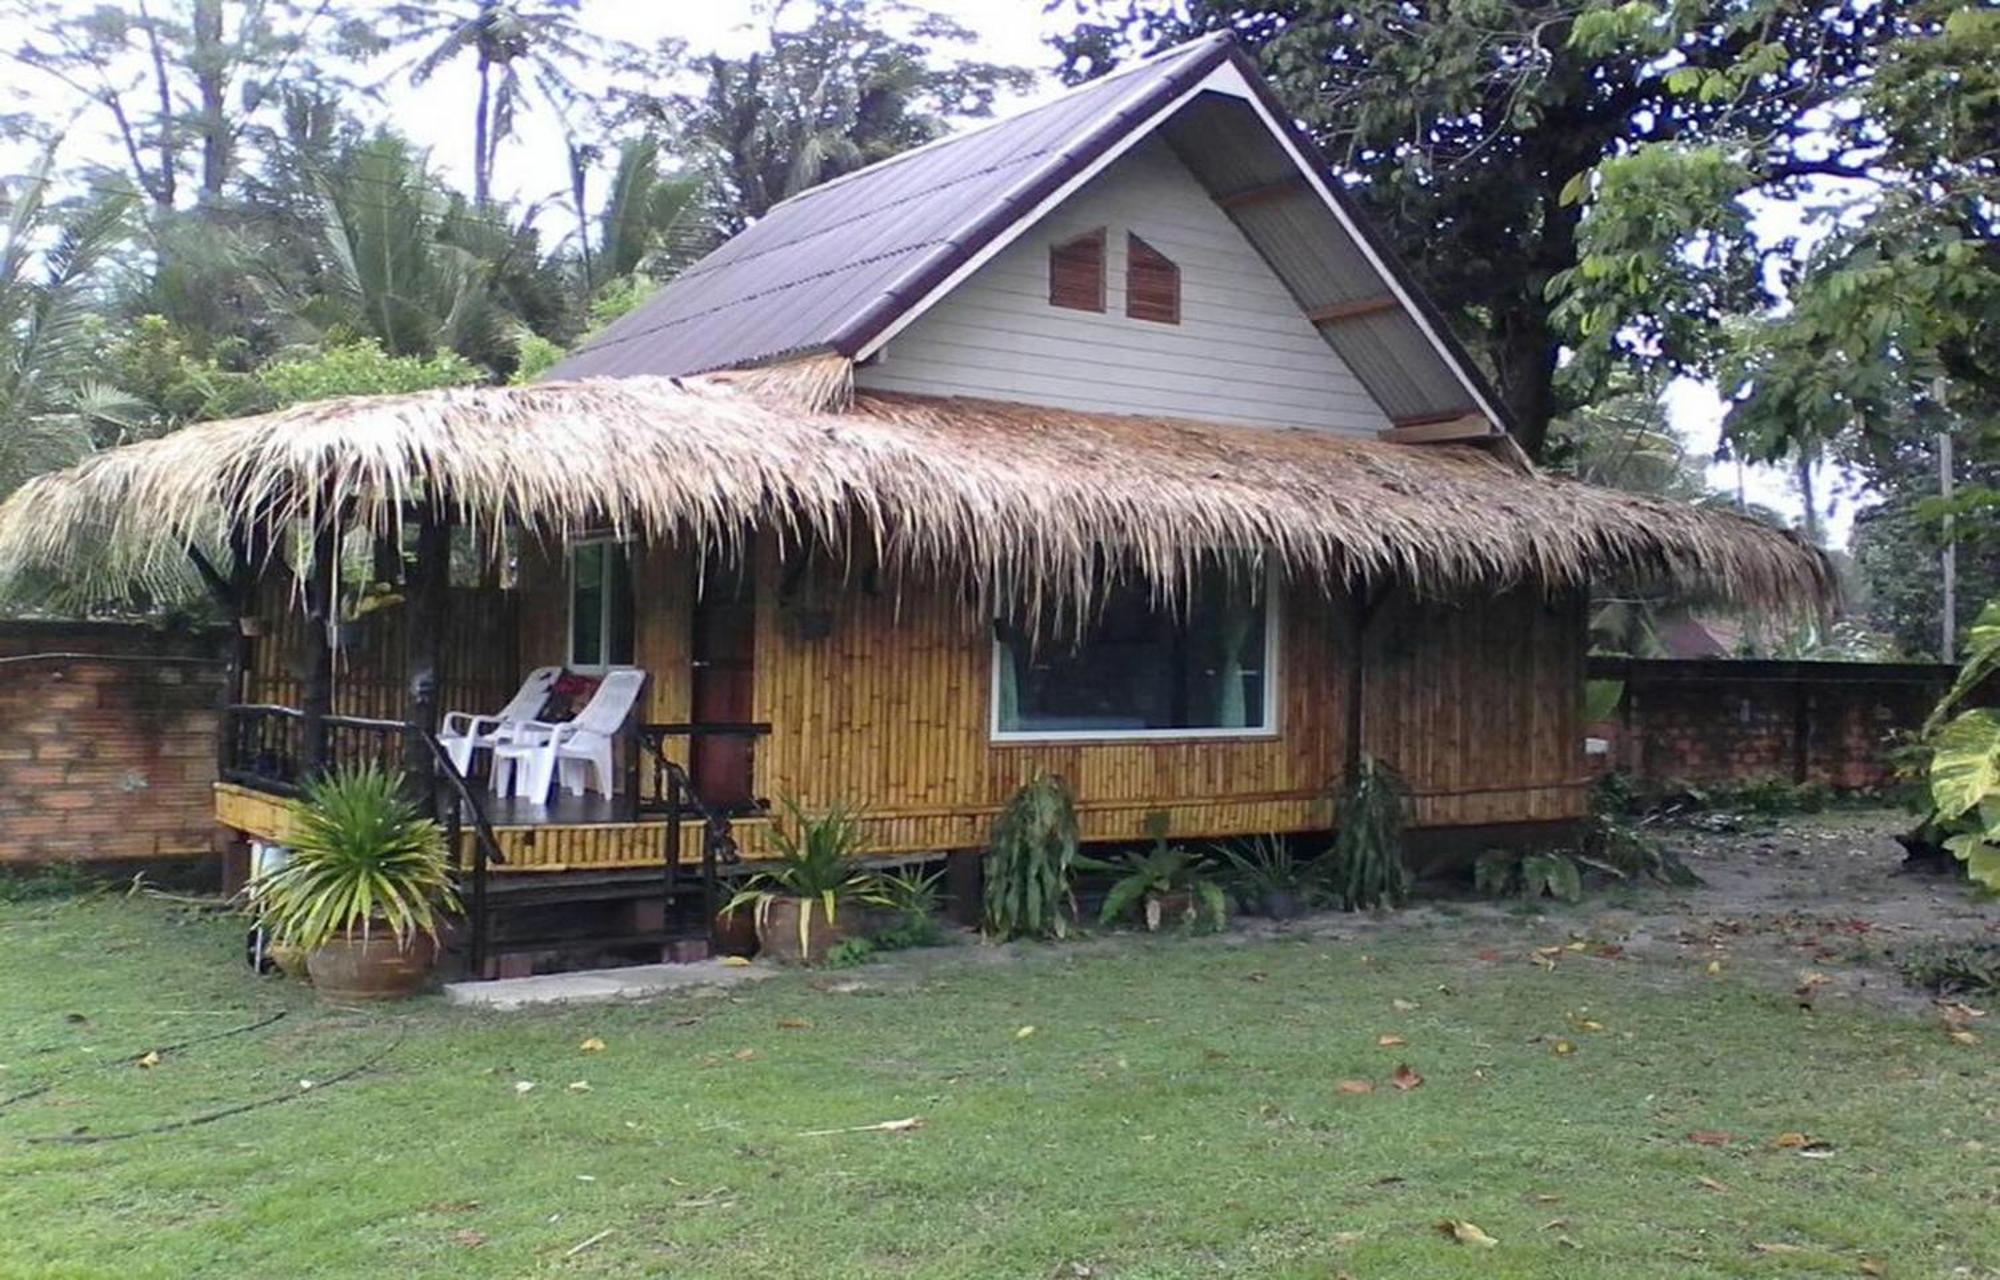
984,773,1080,939
869,864,948,950
251,765,458,999
1323,754,1412,911
1081,815,1227,932
724,799,883,963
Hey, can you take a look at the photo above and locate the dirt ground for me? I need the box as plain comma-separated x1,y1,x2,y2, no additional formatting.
1272,808,1997,1018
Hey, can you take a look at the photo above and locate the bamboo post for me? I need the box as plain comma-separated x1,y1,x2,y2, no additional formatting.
300,508,339,775
403,502,451,787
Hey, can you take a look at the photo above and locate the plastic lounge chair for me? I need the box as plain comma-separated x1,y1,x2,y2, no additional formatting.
491,668,646,804
437,666,562,779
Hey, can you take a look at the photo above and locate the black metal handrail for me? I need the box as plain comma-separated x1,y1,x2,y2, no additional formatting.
634,722,771,817
633,733,744,929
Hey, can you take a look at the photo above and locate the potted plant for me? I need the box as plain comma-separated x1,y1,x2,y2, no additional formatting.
1081,834,1228,933
1216,834,1314,919
724,801,882,964
252,765,459,1001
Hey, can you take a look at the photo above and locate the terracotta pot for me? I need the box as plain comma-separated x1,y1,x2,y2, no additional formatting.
306,930,438,1001
1144,889,1195,931
712,905,760,958
754,896,852,965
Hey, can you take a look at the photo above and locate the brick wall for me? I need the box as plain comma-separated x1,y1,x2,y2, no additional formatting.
1587,657,1956,791
0,621,228,865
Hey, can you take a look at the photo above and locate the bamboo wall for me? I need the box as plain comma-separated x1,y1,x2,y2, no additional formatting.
508,541,1589,854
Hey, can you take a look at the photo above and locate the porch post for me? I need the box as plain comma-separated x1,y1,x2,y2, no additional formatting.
403,501,451,782
300,511,338,775
1343,579,1376,775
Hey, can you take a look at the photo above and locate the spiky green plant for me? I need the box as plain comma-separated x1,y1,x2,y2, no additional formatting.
254,765,457,951
724,799,882,958
983,773,1079,939
1324,754,1411,911
1214,834,1314,908
1083,839,1228,932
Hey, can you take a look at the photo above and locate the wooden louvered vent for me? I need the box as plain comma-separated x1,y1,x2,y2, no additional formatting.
1125,233,1180,324
1048,229,1106,312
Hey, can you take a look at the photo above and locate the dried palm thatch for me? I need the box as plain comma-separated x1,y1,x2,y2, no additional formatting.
0,354,1831,614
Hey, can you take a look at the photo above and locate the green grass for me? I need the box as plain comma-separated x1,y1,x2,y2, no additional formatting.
1,896,1994,1278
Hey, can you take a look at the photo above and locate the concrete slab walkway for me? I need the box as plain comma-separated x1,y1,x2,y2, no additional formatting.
443,960,777,1011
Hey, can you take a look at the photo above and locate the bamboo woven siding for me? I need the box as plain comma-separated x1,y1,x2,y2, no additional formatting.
245,574,519,721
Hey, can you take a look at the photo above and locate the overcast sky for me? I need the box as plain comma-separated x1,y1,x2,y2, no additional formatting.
17,0,1840,543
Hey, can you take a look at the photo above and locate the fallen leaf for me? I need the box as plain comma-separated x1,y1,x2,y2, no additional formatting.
1529,1193,1561,1205
731,1048,757,1061
1476,948,1502,963
135,1050,160,1070
452,1229,487,1249
1771,1131,1810,1149
567,1080,592,1093
1858,1259,1886,1276
513,1080,536,1094
1695,1175,1730,1193
1435,1219,1498,1247
1392,998,1420,1012
1947,1029,1979,1046
1551,1039,1577,1057
1376,1034,1406,1048
776,1017,812,1030
1751,1242,1804,1255
1534,945,1565,957
1796,1141,1837,1159
719,955,752,967
1337,1079,1375,1095
1595,944,1624,958
1555,1234,1580,1249
799,1116,924,1136
1569,1015,1606,1032
1531,952,1557,971
578,1037,606,1053
1565,940,1588,952
1390,1063,1424,1091
1706,960,1723,976
1016,1025,1037,1039
1246,971,1268,983
1687,1130,1733,1147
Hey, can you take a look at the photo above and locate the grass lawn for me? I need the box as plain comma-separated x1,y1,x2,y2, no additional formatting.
0,886,1994,1278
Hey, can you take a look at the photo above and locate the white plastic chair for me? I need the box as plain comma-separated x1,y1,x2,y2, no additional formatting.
491,669,646,804
437,666,562,780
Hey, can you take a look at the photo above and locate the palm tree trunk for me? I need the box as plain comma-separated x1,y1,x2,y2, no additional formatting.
473,54,493,205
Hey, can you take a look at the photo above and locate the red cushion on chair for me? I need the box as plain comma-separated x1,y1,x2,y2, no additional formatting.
540,671,601,722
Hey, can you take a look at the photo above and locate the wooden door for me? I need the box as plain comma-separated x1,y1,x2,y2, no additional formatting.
689,554,756,810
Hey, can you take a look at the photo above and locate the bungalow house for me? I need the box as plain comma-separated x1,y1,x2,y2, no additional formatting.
0,35,1828,970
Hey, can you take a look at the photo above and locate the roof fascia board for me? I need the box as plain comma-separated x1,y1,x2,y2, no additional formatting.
844,44,1237,363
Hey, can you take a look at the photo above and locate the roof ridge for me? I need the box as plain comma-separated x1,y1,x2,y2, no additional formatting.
766,32,1235,214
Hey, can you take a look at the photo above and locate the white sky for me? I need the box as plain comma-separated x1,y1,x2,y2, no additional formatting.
11,0,1837,543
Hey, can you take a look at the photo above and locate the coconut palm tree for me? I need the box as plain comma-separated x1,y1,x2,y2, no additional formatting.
593,136,710,289
387,0,604,205
0,156,145,499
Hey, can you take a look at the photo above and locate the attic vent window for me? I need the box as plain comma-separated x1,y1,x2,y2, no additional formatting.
1125,233,1180,324
1048,228,1106,312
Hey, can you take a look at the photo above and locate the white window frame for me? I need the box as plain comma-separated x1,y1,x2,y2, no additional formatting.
989,571,1281,744
566,537,634,674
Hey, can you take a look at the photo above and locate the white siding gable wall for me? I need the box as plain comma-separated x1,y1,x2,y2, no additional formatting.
854,137,1390,435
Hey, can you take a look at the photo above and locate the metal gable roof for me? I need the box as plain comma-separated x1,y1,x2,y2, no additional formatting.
550,37,1233,381
548,34,1512,436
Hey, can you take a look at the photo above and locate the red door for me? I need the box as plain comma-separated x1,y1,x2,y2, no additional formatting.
689,555,756,811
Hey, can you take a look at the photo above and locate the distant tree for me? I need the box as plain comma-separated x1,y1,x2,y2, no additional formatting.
655,0,1033,230
1850,440,2000,660
592,137,711,289
1052,0,1921,460
386,0,611,206
0,0,381,215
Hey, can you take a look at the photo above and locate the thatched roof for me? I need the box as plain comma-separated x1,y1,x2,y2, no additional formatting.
0,356,1831,613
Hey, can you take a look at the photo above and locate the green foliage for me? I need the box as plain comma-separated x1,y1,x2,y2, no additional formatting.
1324,754,1410,911
1080,819,1228,932
821,935,878,969
255,340,482,407
1920,598,2000,890
1898,939,2000,996
0,862,98,903
723,801,883,951
983,773,1080,940
1473,849,1583,903
252,765,457,951
871,865,949,949
1213,834,1315,913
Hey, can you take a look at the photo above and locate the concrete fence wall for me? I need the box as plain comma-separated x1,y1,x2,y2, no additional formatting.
0,621,228,866
1587,657,1955,791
